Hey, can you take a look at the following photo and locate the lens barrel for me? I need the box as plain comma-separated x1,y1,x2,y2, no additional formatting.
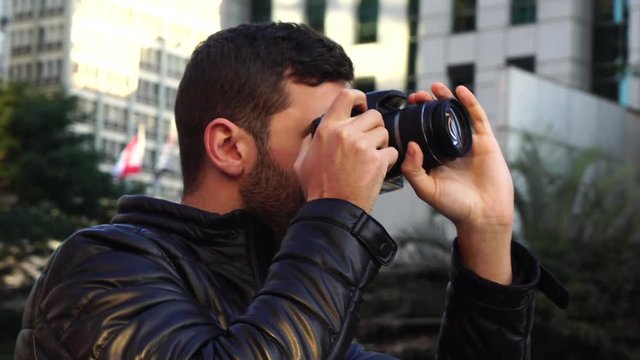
385,96,473,177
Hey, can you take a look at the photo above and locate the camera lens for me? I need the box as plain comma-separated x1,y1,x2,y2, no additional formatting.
429,100,472,159
385,97,473,177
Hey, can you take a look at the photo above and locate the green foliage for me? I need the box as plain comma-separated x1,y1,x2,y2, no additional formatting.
0,84,120,220
511,135,640,360
0,81,129,257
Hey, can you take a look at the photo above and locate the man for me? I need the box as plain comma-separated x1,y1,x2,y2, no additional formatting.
15,23,566,359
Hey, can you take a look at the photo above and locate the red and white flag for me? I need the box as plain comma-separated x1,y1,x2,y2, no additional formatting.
112,124,146,178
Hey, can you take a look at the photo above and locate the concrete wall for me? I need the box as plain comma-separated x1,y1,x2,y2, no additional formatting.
499,68,637,165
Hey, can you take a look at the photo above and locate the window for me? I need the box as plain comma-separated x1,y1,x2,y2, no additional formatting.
14,0,34,20
36,61,44,84
592,0,629,101
447,64,474,92
251,0,271,23
452,0,476,33
136,80,160,105
165,87,177,110
77,99,96,123
140,48,160,72
305,0,326,33
11,29,32,55
167,54,187,79
104,105,127,132
37,27,45,50
507,56,535,73
511,0,536,25
353,77,376,93
356,0,379,44
406,0,419,92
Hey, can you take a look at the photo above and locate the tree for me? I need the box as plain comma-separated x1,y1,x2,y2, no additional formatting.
0,84,120,219
0,83,135,299
511,135,640,360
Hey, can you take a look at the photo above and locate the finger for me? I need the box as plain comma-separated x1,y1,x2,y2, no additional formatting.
345,109,384,134
401,142,436,201
431,82,455,100
455,85,494,136
359,126,389,150
322,89,367,124
408,90,433,104
378,146,399,172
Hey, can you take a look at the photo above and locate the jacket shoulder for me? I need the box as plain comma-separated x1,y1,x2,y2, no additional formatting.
41,224,174,289
18,224,212,359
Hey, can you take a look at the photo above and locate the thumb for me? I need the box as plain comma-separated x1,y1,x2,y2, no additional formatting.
401,142,424,176
401,142,436,201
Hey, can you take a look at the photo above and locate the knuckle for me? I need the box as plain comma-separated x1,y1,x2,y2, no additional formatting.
368,109,383,122
354,139,368,152
336,126,351,142
381,128,390,146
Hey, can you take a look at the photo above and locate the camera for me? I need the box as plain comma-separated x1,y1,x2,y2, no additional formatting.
311,90,473,192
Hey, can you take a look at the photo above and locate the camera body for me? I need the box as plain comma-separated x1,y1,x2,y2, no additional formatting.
311,90,473,192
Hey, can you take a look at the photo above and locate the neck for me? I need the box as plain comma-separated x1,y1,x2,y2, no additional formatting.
181,174,243,215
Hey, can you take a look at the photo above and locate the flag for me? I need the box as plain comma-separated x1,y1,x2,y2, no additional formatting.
155,125,177,176
112,124,146,178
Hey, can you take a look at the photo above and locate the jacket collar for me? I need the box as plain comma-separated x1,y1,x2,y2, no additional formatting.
111,195,279,287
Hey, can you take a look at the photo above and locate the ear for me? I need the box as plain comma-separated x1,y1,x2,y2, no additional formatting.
203,118,256,177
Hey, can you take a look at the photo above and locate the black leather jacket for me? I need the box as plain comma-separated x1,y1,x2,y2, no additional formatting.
15,195,566,359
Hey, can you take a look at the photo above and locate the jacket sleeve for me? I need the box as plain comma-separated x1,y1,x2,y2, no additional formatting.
435,239,568,360
16,199,397,360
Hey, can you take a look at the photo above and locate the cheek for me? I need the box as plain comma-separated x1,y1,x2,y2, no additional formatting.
269,141,302,171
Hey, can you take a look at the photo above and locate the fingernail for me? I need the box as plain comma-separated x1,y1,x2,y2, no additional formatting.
406,143,414,157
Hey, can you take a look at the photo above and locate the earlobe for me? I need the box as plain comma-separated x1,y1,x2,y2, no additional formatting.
204,118,252,177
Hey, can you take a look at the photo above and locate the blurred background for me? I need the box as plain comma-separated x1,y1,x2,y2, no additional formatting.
0,0,639,359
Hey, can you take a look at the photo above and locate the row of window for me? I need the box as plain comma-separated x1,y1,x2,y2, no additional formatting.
79,98,172,145
10,24,65,56
139,48,188,79
253,0,536,43
353,56,535,94
453,0,537,33
136,79,178,110
12,0,65,20
252,0,379,44
8,59,63,85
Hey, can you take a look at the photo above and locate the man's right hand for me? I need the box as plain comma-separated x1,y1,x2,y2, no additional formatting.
294,89,398,213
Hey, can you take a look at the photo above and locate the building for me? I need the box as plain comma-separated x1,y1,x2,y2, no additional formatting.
246,0,640,235
419,0,640,123
4,0,223,200
228,1,639,108
223,0,417,91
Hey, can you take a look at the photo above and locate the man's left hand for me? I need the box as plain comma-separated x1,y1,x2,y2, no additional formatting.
402,83,514,285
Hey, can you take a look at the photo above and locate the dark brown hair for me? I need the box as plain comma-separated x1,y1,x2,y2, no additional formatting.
174,22,354,195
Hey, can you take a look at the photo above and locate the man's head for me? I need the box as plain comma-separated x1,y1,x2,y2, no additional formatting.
175,23,354,233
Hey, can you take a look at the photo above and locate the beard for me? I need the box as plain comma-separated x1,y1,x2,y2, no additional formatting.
239,150,305,241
